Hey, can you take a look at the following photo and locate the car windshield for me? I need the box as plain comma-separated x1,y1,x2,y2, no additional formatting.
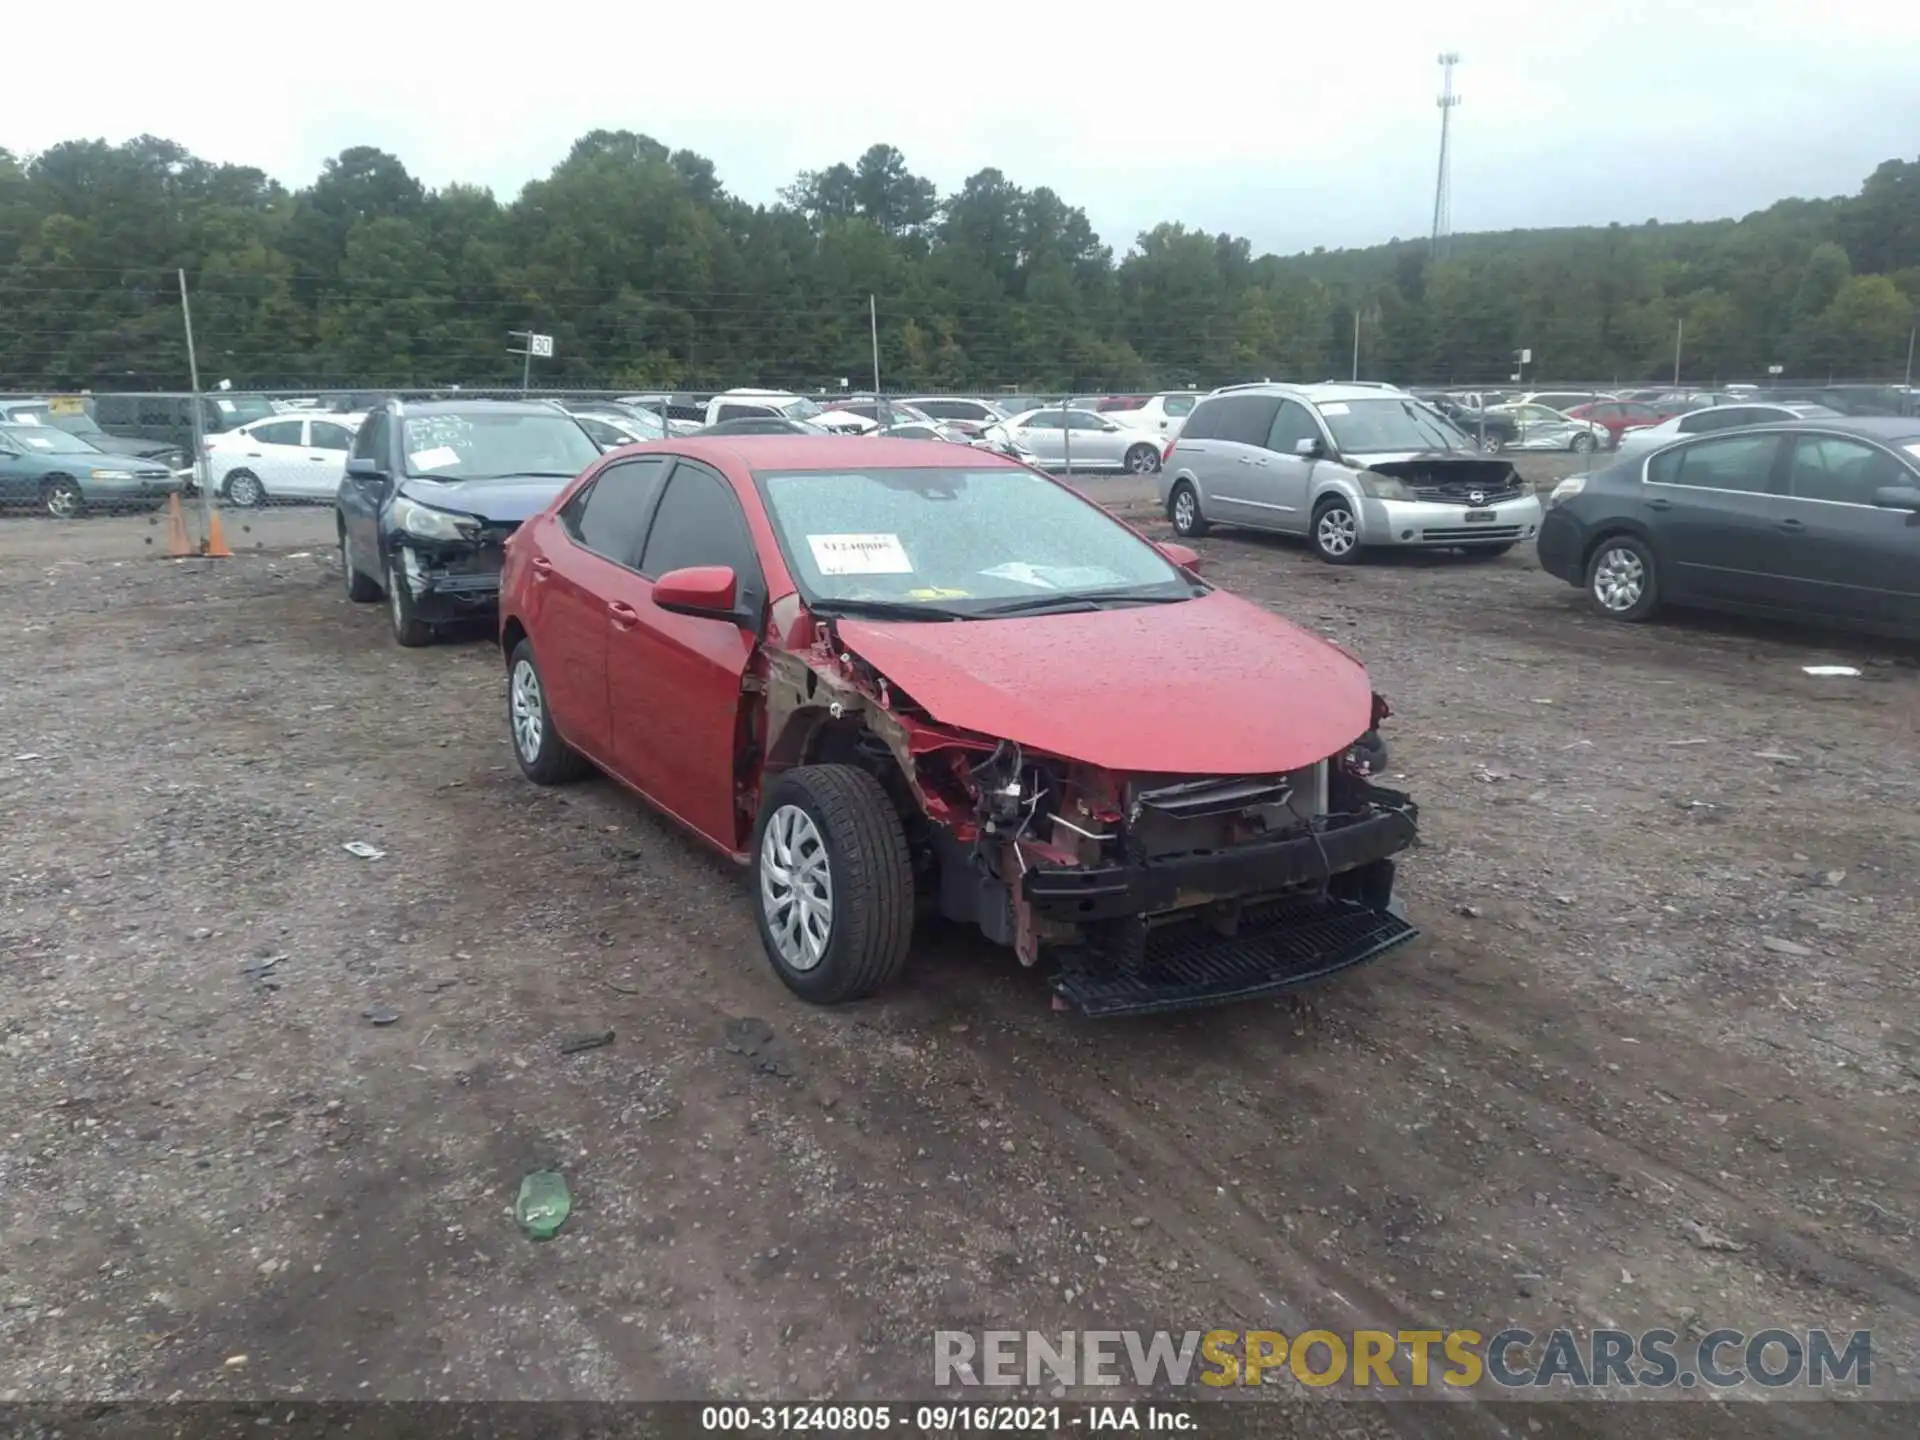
5,403,108,438
755,465,1195,615
0,422,99,454
777,397,824,420
1322,398,1470,453
401,412,601,480
210,395,276,425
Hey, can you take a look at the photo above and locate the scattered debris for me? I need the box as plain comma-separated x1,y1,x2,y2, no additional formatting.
1802,665,1861,678
724,1017,775,1057
1820,869,1847,888
1457,904,1483,918
1761,936,1813,957
1552,894,1577,907
12,752,45,762
1529,697,1554,705
223,1354,248,1370
239,954,286,978
559,1030,615,1055
515,1170,572,1241
362,1004,400,1026
1666,737,1713,747
341,841,386,861
601,978,641,995
1681,1220,1745,1252
1131,1216,1151,1229
1751,750,1799,764
1514,1273,1543,1297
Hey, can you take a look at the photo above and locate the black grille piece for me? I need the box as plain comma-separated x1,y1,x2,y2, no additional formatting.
1407,482,1523,504
1052,898,1417,1018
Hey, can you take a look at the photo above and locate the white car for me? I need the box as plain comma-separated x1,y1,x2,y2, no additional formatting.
206,413,362,506
1002,407,1167,473
702,389,869,435
1104,392,1202,436
1614,401,1842,459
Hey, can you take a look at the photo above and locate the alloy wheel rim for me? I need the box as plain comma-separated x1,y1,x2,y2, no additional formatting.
1129,448,1155,473
231,474,261,506
510,659,543,761
1173,490,1196,530
1594,548,1645,611
48,485,76,518
759,804,833,971
1318,507,1356,556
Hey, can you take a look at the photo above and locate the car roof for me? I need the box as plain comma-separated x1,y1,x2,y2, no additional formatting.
382,399,572,417
1659,417,1920,443
1203,381,1412,406
660,435,1023,472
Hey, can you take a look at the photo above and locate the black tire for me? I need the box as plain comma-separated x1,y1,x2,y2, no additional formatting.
1481,433,1507,454
1459,543,1515,560
225,470,265,508
1570,431,1598,454
387,561,434,647
42,476,83,519
1584,534,1660,622
1310,495,1362,565
507,639,591,784
340,526,380,602
1167,481,1209,537
1125,443,1161,475
751,765,913,1004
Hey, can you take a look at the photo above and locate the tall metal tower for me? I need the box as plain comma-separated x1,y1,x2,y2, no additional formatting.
1430,52,1461,260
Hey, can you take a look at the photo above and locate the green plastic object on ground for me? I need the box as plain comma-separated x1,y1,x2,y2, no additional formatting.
516,1170,572,1240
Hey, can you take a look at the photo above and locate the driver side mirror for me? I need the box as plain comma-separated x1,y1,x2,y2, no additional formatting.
1871,485,1920,513
1156,541,1202,573
1294,437,1325,459
653,564,740,620
345,456,387,482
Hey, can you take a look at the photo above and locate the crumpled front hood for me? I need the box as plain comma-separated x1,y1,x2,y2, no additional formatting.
834,590,1374,775
396,475,572,524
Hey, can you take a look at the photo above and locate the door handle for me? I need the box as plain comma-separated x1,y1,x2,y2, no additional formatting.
608,600,640,629
530,556,553,582
1647,498,1672,511
1779,518,1805,533
1238,456,1252,465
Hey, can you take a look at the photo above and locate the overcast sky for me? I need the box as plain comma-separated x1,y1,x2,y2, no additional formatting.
5,1,1916,259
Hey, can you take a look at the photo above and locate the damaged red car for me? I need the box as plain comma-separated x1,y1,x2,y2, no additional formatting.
497,437,1420,1016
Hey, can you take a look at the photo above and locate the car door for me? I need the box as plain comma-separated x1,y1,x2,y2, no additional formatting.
1200,395,1284,527
534,456,672,761
300,419,355,498
1065,410,1121,467
1015,411,1066,466
1641,431,1791,606
607,459,768,850
1247,399,1323,534
1773,434,1920,626
229,418,308,497
339,412,391,570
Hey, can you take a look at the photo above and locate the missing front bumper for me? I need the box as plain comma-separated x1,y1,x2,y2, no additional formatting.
1051,895,1418,1017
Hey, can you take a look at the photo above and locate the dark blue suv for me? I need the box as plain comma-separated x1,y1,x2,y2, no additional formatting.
336,399,603,646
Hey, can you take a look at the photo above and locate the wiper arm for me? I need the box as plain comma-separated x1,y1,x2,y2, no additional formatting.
973,589,1197,617
809,597,972,622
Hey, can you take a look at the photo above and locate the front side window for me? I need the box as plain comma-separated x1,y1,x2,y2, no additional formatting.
755,465,1191,614
1020,411,1064,430
640,465,758,580
353,413,389,462
1646,433,1782,492
715,402,775,422
1264,400,1321,455
399,412,599,481
1785,437,1911,505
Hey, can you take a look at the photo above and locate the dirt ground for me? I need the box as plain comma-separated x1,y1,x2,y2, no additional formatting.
2,454,1916,1437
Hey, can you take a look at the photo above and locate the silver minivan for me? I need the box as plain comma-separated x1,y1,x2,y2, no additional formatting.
1157,382,1544,563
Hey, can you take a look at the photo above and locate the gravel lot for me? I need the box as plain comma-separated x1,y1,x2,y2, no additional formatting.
3,454,1916,1436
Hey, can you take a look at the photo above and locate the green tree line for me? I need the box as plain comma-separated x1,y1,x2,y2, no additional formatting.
1,132,1915,393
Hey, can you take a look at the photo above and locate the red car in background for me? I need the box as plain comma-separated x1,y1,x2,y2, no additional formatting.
497,436,1419,1017
1564,400,1665,448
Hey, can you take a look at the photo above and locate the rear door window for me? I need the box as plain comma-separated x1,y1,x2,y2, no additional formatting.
251,420,305,447
1212,395,1282,447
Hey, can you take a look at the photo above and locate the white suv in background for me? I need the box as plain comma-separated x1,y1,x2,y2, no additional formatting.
1157,382,1543,563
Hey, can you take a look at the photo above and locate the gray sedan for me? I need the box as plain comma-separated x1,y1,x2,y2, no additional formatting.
1487,403,1609,454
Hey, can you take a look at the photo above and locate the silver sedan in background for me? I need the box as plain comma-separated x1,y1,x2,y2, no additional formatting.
1487,403,1610,454
1001,407,1166,473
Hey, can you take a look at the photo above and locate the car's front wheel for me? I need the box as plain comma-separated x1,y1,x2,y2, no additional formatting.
508,639,592,784
1125,443,1161,475
752,765,913,1004
387,561,434,647
1168,481,1209,537
1311,496,1362,564
1586,535,1660,622
225,470,265,508
42,476,83,519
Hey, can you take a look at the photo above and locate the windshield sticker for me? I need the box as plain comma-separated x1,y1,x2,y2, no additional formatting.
23,435,54,448
808,533,913,576
11,413,40,424
907,586,971,600
409,446,461,471
1319,402,1351,416
214,398,236,413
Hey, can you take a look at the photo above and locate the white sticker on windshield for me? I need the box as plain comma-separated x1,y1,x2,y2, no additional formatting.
808,533,913,576
215,398,236,413
23,435,53,448
11,413,40,424
1319,402,1351,416
409,446,460,471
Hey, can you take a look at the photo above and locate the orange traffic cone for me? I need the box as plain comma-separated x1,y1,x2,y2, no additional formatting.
201,505,232,558
165,494,192,557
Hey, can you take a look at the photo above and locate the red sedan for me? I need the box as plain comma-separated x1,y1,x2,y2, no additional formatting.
1564,401,1665,447
497,437,1420,1016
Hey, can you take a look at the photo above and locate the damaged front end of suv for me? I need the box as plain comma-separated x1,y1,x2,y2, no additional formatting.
755,603,1420,1018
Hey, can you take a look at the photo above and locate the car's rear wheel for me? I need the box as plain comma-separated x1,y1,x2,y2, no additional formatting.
1570,431,1598,454
1586,535,1660,622
508,639,592,784
752,765,912,1005
340,528,380,602
42,476,83,519
387,561,434,647
225,470,265,508
1168,481,1209,537
1125,443,1161,474
1311,496,1361,564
